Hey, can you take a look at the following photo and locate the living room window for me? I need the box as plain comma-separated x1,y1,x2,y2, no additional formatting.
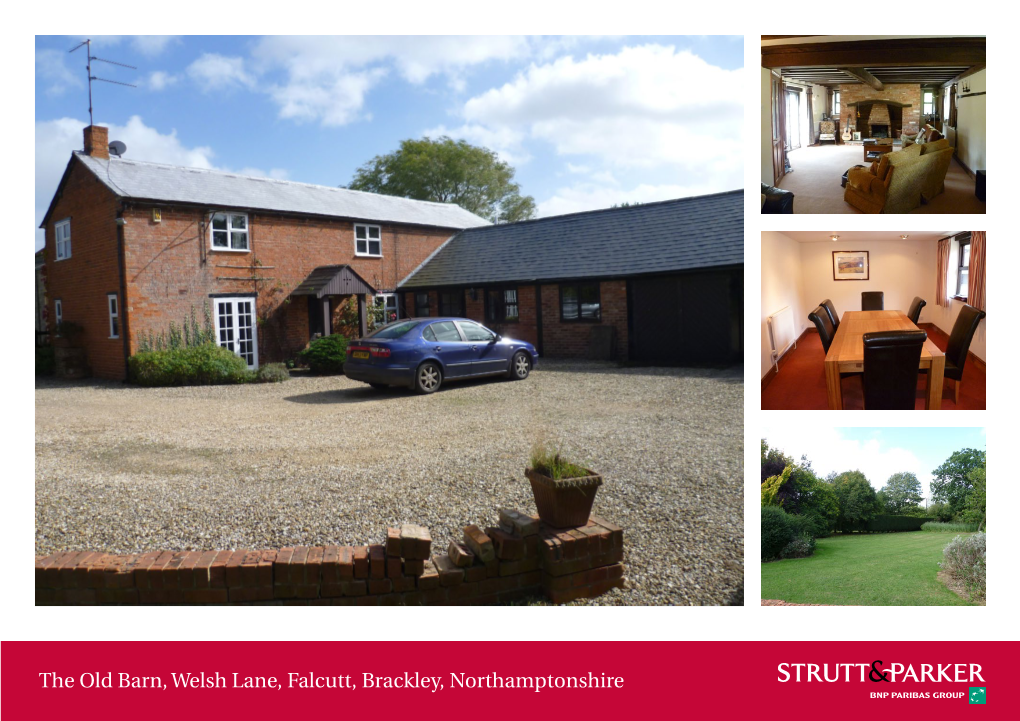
923,89,934,116
210,212,249,251
956,235,971,298
832,91,840,116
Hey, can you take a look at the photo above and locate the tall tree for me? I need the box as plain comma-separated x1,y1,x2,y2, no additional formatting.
930,448,986,519
879,472,924,515
347,136,536,224
961,465,986,530
830,470,879,532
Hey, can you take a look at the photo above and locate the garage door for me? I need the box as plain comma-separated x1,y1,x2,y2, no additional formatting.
628,272,737,365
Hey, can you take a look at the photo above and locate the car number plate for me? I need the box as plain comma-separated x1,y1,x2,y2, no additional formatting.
352,351,370,359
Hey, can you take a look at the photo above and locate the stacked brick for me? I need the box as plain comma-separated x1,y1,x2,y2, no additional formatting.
35,515,624,606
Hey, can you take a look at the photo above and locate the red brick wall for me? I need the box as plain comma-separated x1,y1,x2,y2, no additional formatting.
42,160,125,379
539,281,628,360
839,83,922,135
405,281,629,360
120,204,460,364
35,513,625,606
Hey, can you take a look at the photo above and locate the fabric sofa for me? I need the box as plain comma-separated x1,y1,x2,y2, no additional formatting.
843,139,954,213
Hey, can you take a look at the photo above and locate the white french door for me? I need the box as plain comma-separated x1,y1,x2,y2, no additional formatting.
214,296,258,369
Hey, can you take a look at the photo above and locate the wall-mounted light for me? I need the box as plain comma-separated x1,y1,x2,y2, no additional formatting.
900,234,909,240
115,218,127,226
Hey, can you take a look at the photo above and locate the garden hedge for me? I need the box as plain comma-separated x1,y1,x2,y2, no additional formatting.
863,515,929,532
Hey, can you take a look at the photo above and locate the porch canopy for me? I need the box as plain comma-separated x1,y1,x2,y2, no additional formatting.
291,265,377,338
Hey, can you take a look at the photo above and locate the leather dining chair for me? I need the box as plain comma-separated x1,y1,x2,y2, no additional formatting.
820,299,840,331
861,291,884,311
862,330,927,410
808,305,836,355
941,304,986,404
907,296,927,324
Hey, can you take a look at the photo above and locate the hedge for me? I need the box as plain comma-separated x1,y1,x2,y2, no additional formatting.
864,515,929,532
128,344,250,386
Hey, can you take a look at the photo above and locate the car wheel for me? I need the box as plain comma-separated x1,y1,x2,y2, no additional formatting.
368,383,388,390
414,362,443,394
509,351,531,380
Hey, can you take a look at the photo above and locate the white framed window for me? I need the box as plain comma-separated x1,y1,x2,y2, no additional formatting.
210,212,249,251
55,219,72,261
107,293,120,339
212,295,258,369
370,293,399,329
355,224,382,257
54,299,63,329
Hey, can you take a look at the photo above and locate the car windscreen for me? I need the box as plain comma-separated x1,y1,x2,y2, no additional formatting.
368,320,420,339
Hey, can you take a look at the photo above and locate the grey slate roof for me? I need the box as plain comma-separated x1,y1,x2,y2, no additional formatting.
71,153,490,230
399,190,742,289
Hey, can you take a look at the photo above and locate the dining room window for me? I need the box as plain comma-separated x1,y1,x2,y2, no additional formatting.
956,235,971,298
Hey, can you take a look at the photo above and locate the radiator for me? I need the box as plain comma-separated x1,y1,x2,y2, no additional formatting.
767,306,797,373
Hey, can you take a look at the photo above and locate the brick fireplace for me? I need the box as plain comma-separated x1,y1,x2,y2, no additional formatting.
839,83,922,139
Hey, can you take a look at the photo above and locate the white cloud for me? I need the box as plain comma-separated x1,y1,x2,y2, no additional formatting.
538,181,711,218
36,49,82,96
761,427,934,501
35,116,285,251
459,44,743,172
70,35,180,57
146,71,178,91
187,54,255,91
421,123,530,166
250,36,532,126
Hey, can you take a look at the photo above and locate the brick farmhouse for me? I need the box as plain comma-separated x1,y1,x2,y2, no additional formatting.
41,125,743,379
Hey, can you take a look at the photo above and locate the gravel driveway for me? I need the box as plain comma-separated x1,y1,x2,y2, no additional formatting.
36,360,743,605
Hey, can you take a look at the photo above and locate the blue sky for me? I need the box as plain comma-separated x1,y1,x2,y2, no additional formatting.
35,35,743,250
761,426,986,504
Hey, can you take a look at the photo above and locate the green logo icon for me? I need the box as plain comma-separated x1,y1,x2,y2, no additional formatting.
968,687,986,704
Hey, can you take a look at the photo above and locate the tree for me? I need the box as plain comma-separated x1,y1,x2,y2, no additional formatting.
347,136,536,224
761,440,838,534
930,448,986,519
961,465,986,530
830,470,879,532
762,466,791,507
879,472,924,515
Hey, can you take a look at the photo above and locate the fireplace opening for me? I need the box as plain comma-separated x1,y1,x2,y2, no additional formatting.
871,124,890,139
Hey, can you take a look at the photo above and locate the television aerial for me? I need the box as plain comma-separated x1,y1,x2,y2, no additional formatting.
68,38,137,127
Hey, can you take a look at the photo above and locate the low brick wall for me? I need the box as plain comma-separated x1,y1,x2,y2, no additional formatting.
35,513,625,606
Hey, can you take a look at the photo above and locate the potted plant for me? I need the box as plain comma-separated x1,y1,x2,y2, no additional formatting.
53,321,90,379
526,443,603,528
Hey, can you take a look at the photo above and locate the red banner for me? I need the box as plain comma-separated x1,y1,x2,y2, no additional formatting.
2,641,1015,718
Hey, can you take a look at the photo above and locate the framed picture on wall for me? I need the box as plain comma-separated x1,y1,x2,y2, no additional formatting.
832,250,870,280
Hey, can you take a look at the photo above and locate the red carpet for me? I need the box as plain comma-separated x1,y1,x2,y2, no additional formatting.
761,327,985,410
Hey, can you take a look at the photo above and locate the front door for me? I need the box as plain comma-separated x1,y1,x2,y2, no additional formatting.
214,296,258,369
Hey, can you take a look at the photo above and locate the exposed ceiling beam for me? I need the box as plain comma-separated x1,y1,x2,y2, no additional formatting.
761,37,985,69
839,67,884,90
942,64,985,88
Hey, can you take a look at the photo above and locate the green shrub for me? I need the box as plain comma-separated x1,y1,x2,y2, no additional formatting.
940,532,985,600
802,512,833,538
780,535,815,559
299,334,348,374
128,343,249,386
761,506,794,561
254,363,290,383
36,346,55,376
922,521,980,532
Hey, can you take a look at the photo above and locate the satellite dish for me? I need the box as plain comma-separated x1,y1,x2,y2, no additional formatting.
108,140,127,157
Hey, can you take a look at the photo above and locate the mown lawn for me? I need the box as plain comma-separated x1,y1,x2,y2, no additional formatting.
761,532,976,606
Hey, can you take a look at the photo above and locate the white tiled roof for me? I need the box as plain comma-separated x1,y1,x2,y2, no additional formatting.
74,153,490,230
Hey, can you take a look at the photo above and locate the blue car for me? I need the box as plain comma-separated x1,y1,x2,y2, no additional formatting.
343,317,538,394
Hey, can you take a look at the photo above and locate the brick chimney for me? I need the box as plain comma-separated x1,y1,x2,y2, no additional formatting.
83,125,109,159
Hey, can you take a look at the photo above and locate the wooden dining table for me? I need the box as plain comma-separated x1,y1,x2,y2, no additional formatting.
824,310,945,410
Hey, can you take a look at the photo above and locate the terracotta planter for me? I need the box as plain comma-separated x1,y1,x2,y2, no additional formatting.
526,467,603,528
